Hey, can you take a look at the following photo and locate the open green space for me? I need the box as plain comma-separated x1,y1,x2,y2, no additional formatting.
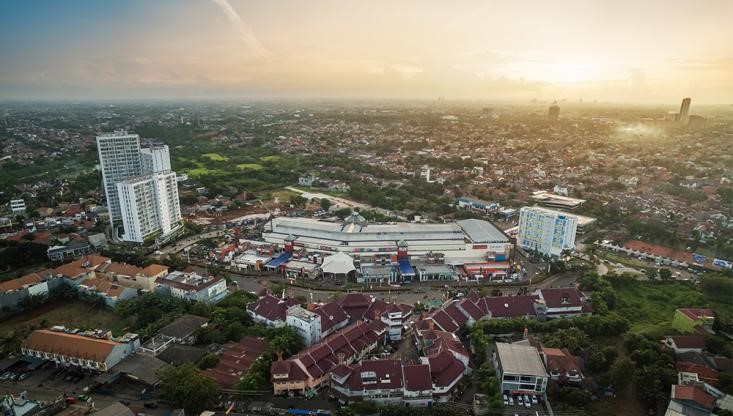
235,163,264,171
600,252,653,269
260,155,281,162
0,300,130,337
201,153,229,161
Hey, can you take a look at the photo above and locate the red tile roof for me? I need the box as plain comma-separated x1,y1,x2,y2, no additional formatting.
667,336,705,349
676,361,719,385
248,294,299,323
539,288,583,308
678,308,715,321
201,336,268,388
671,385,716,410
403,364,432,392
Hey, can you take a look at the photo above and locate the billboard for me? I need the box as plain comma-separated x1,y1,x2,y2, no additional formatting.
692,253,707,265
712,258,732,270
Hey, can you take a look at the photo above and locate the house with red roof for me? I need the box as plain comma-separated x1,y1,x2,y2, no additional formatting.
541,346,584,384
669,384,717,413
664,336,706,354
247,294,300,327
200,336,269,389
673,308,715,335
271,320,387,396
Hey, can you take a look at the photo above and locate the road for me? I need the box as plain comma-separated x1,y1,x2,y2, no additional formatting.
156,229,225,256
285,186,397,217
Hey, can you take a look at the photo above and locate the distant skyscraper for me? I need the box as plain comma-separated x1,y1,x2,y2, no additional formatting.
548,102,560,121
678,97,691,124
96,130,143,228
96,130,182,243
518,206,578,257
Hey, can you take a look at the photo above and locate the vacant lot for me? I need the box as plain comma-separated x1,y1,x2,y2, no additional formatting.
0,301,129,336
236,163,264,171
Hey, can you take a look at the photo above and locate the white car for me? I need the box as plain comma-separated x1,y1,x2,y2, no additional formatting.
508,396,514,406
531,395,539,405
503,394,508,405
517,396,523,406
524,394,531,407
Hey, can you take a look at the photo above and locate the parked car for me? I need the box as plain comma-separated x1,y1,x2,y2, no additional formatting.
517,395,523,406
523,394,531,407
531,395,539,405
503,394,508,405
508,396,514,406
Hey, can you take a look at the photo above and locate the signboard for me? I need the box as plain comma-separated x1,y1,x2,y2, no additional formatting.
712,258,732,269
692,253,707,265
472,244,487,249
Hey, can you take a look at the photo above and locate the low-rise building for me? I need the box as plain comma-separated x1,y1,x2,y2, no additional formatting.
493,342,549,395
156,271,227,304
673,308,715,335
271,320,387,397
47,239,92,262
247,294,300,327
541,347,583,384
287,305,322,347
664,336,706,354
21,327,140,372
78,277,138,307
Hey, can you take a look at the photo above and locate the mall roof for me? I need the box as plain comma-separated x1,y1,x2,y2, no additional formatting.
495,342,548,377
456,219,509,243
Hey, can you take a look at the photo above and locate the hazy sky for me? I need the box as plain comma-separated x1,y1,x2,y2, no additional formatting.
1,0,731,103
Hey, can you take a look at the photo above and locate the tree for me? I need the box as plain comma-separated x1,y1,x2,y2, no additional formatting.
158,364,219,414
334,207,352,219
320,198,332,210
659,268,672,281
197,353,220,370
645,268,657,280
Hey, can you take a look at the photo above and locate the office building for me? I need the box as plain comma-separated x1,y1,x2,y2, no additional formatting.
678,97,691,125
117,171,182,243
518,206,578,257
96,131,143,228
548,102,560,120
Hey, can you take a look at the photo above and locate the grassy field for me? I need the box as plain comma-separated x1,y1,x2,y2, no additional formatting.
236,163,264,171
186,167,229,178
600,252,652,269
260,155,281,162
613,279,729,335
202,153,229,161
0,301,130,337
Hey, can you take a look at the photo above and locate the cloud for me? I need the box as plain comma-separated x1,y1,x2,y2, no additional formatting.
209,0,270,57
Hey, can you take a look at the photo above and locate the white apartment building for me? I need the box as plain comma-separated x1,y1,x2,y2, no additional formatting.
117,172,182,243
518,206,578,258
140,145,171,174
10,199,26,214
96,131,142,227
286,305,322,347
96,131,182,243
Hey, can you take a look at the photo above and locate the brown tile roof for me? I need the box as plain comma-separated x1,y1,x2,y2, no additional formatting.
668,336,706,349
78,277,128,297
671,385,716,410
23,329,121,362
678,308,715,321
403,364,432,392
0,269,54,292
102,262,143,277
201,336,268,388
140,264,169,277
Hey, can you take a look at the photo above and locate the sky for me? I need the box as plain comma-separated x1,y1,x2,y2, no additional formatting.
0,0,731,103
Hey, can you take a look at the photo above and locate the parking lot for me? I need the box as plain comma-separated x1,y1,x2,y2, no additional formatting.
502,392,548,415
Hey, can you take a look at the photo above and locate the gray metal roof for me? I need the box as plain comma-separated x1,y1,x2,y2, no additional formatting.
457,219,509,243
495,342,548,377
266,217,465,243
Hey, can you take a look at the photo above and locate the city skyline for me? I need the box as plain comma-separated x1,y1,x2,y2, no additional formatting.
1,0,732,103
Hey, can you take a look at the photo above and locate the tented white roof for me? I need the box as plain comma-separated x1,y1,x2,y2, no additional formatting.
321,251,356,275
